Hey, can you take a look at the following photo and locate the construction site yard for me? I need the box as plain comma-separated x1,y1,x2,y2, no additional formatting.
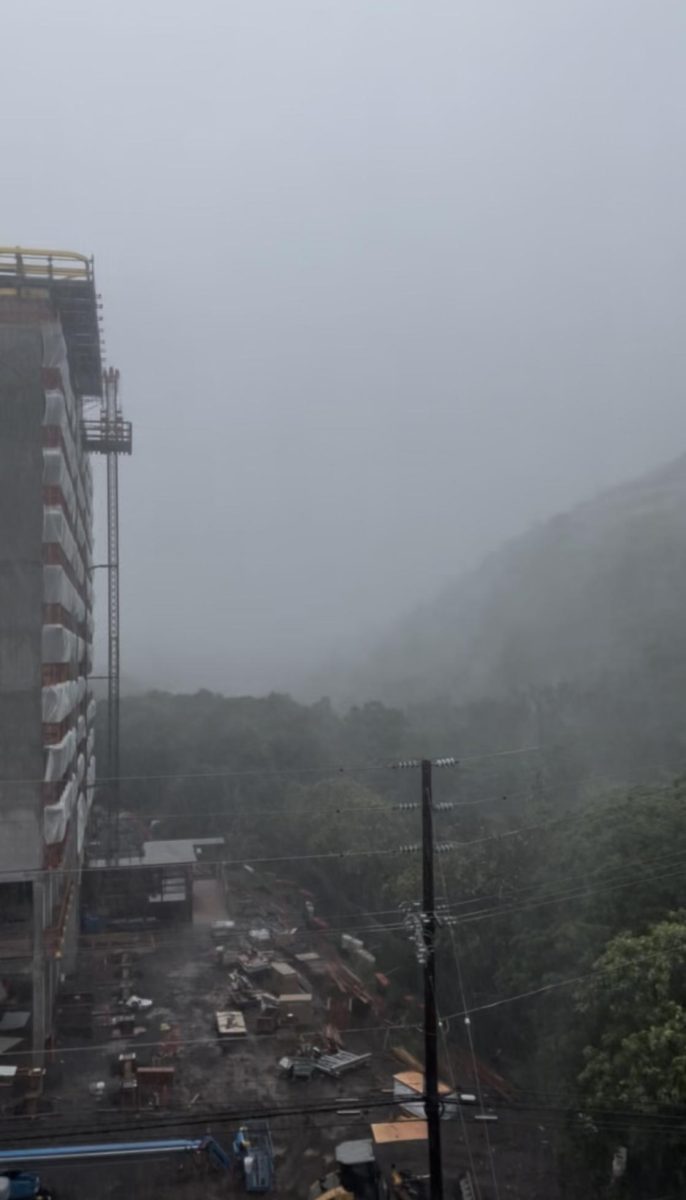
0,868,560,1199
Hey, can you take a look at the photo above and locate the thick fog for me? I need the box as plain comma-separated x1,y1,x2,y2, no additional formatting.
4,0,686,695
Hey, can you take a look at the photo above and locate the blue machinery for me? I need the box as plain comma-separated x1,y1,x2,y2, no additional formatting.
0,1125,274,1194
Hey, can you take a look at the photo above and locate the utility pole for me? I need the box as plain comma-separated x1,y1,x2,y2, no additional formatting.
421,758,444,1200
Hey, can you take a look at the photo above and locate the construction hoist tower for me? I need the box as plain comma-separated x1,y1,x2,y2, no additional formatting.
82,368,132,861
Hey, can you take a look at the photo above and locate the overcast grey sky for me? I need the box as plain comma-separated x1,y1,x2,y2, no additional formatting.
4,0,686,695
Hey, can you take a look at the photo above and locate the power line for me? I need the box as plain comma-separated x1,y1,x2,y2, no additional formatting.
435,837,686,919
101,788,535,825
0,740,547,789
445,856,686,928
82,803,686,943
3,1086,686,1146
85,790,535,824
436,850,499,1200
0,1092,441,1148
389,746,543,770
0,845,404,880
0,809,580,880
6,789,666,886
0,946,626,1061
442,926,686,1022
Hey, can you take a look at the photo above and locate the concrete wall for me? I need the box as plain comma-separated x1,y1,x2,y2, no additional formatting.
0,324,45,872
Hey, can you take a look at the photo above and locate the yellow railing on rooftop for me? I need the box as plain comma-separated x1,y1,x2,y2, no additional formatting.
0,246,93,282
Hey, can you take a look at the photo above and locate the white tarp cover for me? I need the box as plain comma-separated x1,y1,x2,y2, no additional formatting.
43,391,80,490
41,320,94,510
42,625,84,666
86,756,96,818
42,625,83,666
41,321,71,379
45,395,89,517
43,565,86,623
44,775,76,845
43,508,85,584
43,387,73,430
44,729,76,782
42,679,79,722
41,325,92,472
43,448,77,523
43,449,92,541
77,791,88,853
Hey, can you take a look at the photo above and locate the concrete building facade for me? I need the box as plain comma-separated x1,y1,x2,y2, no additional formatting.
0,251,101,1060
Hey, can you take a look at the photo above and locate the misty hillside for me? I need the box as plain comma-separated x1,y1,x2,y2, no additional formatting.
335,453,686,710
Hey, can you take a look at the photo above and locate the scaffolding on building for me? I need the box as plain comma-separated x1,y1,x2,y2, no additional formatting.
82,369,132,862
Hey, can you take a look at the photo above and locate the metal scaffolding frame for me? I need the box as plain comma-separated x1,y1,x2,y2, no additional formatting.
82,368,132,861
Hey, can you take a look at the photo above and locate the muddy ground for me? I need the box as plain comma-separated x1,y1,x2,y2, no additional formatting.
0,871,560,1199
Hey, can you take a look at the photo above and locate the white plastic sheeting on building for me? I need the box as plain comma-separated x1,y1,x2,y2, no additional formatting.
43,387,73,430
77,791,88,853
43,454,91,548
41,324,93,486
43,508,86,585
43,565,86,623
43,391,81,489
86,756,96,821
42,679,80,723
43,448,77,522
44,729,76,782
44,775,76,845
42,625,84,665
41,321,71,382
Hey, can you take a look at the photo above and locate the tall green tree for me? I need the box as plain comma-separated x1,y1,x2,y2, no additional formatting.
574,916,686,1195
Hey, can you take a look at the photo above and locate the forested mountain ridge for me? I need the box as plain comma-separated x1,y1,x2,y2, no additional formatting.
327,452,686,712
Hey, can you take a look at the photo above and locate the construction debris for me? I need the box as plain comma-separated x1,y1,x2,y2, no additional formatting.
315,1051,371,1078
277,993,313,1026
393,1071,461,1119
216,1009,248,1047
211,920,237,943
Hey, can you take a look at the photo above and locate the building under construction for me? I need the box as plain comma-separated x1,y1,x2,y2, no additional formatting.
0,248,130,1061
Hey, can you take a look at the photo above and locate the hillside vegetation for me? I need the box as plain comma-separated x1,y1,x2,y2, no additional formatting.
105,454,686,1196
327,454,686,762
